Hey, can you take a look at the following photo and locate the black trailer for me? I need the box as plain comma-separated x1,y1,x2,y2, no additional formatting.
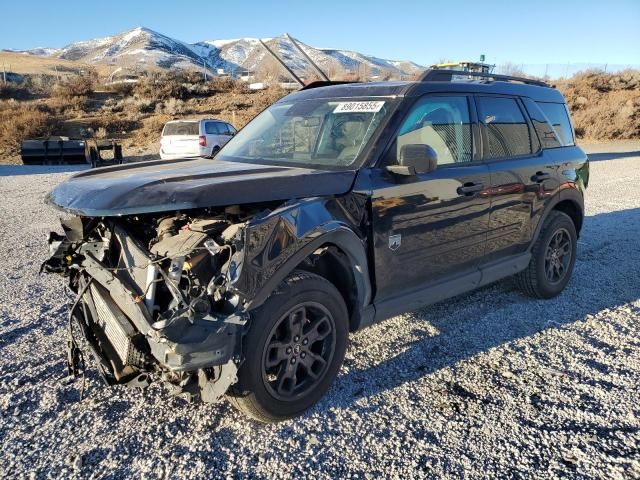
21,137,124,167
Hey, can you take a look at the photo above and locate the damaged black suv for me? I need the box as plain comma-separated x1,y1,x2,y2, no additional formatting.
44,70,588,422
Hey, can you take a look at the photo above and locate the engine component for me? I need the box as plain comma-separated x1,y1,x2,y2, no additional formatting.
198,361,238,403
150,229,208,258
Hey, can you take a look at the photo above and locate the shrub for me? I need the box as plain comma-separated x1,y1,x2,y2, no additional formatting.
0,82,32,100
162,97,186,115
105,81,134,96
133,73,189,101
46,94,89,115
52,75,94,99
0,101,62,156
132,114,171,145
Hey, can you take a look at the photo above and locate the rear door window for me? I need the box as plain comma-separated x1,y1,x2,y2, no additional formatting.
205,122,223,135
477,97,532,159
536,102,575,146
163,122,199,136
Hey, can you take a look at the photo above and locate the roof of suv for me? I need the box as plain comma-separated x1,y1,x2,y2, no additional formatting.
282,79,565,104
164,118,228,124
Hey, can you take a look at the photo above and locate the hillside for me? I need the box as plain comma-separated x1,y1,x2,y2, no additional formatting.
0,51,111,78
10,27,423,80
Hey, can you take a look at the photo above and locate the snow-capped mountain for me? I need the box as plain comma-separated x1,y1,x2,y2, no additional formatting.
23,27,423,80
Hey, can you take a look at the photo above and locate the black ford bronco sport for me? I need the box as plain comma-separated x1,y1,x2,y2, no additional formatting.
44,70,588,422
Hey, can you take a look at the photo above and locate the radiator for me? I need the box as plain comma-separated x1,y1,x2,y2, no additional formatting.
90,283,139,366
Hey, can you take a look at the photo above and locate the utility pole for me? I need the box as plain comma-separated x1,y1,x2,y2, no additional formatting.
2,64,6,84
202,58,208,81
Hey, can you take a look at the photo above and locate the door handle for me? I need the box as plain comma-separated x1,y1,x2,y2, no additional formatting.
532,172,551,182
457,182,484,195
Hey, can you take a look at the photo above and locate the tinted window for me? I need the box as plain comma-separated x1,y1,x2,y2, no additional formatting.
522,98,562,149
394,96,472,165
477,97,532,159
227,124,237,134
537,102,574,146
205,122,224,135
162,122,199,136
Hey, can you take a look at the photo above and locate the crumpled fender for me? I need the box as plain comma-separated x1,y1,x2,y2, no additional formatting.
231,194,372,322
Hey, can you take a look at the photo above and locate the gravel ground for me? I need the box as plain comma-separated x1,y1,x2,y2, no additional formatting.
0,143,639,479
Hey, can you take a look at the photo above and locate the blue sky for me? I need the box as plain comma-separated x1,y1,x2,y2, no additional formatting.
2,0,639,69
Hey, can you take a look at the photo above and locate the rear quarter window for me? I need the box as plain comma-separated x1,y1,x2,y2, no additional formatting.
536,102,575,146
522,98,562,149
162,122,199,136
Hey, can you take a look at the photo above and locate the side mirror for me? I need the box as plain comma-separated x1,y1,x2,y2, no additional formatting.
386,144,438,176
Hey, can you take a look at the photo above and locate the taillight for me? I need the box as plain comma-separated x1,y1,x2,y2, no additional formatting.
199,136,207,146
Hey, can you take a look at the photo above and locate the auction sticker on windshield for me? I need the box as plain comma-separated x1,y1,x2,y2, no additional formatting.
333,101,385,113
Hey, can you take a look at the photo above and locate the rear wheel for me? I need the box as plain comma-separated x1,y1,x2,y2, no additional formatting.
208,146,220,159
228,271,348,423
517,210,577,298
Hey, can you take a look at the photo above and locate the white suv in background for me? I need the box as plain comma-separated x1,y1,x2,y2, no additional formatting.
160,119,237,160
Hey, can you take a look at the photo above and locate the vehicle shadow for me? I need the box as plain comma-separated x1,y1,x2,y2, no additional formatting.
320,206,640,412
587,150,640,162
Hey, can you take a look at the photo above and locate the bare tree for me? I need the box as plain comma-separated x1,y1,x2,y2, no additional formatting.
498,62,527,77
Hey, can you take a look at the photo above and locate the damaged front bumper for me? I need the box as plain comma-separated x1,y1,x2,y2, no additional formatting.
44,215,249,403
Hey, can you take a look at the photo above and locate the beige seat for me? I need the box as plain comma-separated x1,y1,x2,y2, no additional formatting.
336,121,367,163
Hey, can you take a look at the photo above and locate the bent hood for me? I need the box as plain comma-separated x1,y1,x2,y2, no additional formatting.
46,158,357,216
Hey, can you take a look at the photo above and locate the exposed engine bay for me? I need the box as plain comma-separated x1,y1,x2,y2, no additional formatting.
43,204,272,403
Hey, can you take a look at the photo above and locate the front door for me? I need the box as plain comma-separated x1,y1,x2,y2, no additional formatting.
369,95,491,303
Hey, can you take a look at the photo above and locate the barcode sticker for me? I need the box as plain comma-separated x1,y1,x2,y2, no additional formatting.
333,101,385,113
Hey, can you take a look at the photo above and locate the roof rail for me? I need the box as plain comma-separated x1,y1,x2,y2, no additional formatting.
418,69,549,87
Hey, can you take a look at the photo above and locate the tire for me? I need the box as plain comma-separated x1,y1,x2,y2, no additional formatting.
208,146,220,159
516,210,577,299
228,271,348,423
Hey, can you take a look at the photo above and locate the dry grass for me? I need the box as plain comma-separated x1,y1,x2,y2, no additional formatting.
0,101,62,157
3,68,634,164
52,75,95,99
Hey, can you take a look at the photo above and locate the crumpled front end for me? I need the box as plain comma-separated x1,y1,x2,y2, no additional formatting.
43,209,257,403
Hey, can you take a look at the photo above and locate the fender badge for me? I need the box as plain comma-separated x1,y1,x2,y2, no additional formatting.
388,234,402,251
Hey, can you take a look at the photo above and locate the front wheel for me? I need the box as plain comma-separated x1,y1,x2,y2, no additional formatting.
517,210,577,298
228,271,348,423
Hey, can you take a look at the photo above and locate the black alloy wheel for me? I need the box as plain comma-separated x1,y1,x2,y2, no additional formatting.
544,227,572,284
262,302,336,401
228,271,348,423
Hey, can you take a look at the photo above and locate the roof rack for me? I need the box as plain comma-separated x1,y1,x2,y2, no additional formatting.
301,80,361,90
418,69,549,87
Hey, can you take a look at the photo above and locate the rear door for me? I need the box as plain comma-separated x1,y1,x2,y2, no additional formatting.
369,94,491,302
476,95,560,261
218,122,235,146
160,121,200,156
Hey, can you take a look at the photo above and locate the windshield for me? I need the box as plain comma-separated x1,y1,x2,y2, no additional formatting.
217,98,398,169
